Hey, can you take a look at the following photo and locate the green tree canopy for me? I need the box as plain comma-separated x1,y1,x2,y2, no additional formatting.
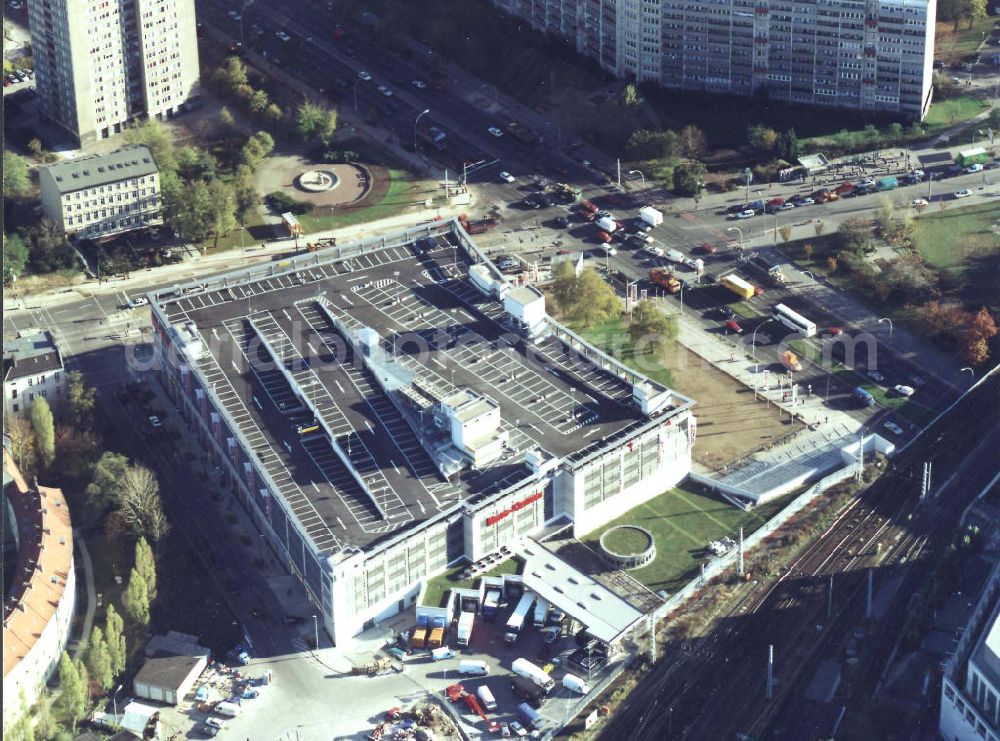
3,151,31,197
23,218,76,273
233,164,261,224
56,651,86,728
296,101,338,142
747,125,778,152
86,625,114,690
629,300,678,358
624,129,679,161
123,568,151,627
29,397,55,468
86,452,130,510
673,161,707,197
3,233,29,283
66,371,97,428
551,263,621,328
135,536,157,602
123,119,177,174
104,604,127,675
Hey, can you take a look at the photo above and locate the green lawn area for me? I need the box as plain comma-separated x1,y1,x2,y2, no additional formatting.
422,557,523,608
913,201,1000,313
729,301,765,322
296,168,444,234
577,316,675,389
602,526,653,555
935,17,998,60
585,483,798,594
923,96,992,133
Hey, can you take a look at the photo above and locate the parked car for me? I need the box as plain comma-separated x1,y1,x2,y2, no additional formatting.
410,80,426,89
827,326,843,336
275,30,291,42
147,415,163,428
954,189,973,199
734,209,755,219
867,370,885,383
487,126,504,138
227,9,241,20
883,420,904,436
553,216,569,229
724,319,743,334
892,384,915,397
499,171,515,183
791,195,815,206
206,718,225,730
718,306,736,320
693,243,716,255
911,198,928,207
357,70,372,81
964,164,984,173
376,85,393,96
509,721,528,737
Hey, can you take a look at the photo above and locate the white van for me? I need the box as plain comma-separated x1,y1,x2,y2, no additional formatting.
562,673,589,695
458,659,489,676
477,684,498,711
431,647,456,661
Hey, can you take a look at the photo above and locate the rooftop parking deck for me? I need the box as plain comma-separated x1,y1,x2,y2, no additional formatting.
154,227,683,553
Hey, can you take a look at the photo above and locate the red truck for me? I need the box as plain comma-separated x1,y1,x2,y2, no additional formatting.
458,214,498,234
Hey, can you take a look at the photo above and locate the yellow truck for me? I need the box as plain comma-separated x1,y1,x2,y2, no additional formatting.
721,274,756,300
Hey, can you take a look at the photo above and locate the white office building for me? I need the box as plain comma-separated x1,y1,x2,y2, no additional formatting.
37,145,161,240
26,0,201,144
492,0,936,119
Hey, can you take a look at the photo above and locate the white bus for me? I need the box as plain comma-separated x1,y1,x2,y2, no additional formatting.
772,303,817,338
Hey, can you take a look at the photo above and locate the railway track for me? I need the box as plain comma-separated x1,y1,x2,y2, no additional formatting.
599,372,998,741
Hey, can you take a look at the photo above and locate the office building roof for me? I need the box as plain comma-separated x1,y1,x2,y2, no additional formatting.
40,146,158,194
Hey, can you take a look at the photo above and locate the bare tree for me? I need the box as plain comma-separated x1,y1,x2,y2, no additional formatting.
117,464,170,541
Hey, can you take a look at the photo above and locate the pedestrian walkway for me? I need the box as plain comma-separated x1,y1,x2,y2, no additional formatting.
69,531,97,659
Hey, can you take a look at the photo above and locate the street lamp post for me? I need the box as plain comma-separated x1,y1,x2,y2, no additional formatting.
414,108,430,152
726,226,744,258
628,169,646,189
112,684,123,724
878,316,893,341
961,367,974,384
752,318,772,362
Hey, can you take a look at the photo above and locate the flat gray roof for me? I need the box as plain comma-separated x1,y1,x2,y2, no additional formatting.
516,539,645,644
41,145,157,194
151,222,691,556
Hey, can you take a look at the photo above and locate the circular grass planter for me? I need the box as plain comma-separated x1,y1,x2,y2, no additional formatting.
599,525,656,570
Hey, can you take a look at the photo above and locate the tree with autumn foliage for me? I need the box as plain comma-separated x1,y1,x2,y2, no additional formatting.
961,307,997,366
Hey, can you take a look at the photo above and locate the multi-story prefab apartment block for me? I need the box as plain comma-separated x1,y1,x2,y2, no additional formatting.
493,0,936,119
27,0,201,144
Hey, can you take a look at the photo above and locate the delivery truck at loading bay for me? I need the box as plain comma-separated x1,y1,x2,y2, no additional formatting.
504,592,535,645
456,611,475,647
